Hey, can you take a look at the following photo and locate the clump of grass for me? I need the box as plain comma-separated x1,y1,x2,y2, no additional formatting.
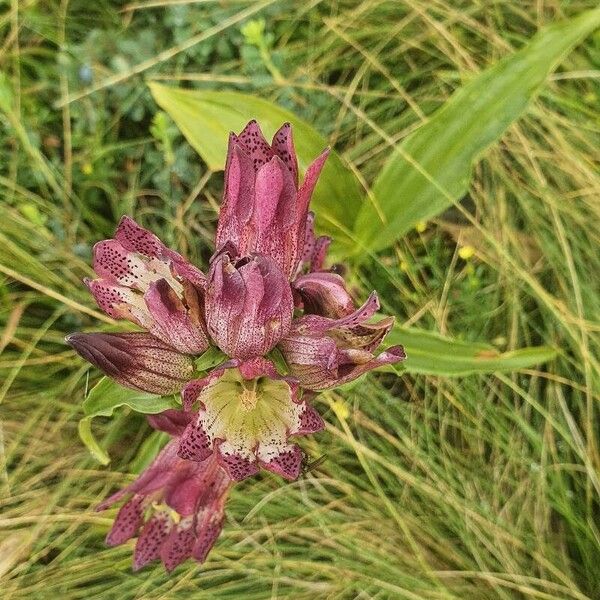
1,1,599,598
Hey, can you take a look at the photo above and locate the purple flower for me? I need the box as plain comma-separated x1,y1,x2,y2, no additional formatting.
67,119,406,573
178,357,324,481
98,410,232,572
279,292,406,390
216,121,329,279
87,216,210,356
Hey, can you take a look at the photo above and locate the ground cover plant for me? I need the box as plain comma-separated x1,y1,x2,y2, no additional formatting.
1,1,599,598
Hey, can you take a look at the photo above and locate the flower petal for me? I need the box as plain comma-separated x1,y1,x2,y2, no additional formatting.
216,139,256,254
178,421,215,463
159,518,196,572
133,512,172,571
105,495,144,547
296,292,381,336
294,272,355,318
192,513,224,563
271,122,298,184
85,278,150,323
93,239,161,289
297,148,329,218
147,409,193,437
257,442,303,480
97,440,181,512
289,402,325,436
144,278,210,355
116,216,207,287
237,119,274,169
300,212,331,273
115,215,170,258
216,441,259,481
205,252,293,359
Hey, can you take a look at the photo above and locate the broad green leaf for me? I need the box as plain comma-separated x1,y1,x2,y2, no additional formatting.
388,326,556,377
149,82,362,249
78,377,179,464
355,8,600,252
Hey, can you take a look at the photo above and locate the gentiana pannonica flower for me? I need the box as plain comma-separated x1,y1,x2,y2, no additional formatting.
67,120,405,571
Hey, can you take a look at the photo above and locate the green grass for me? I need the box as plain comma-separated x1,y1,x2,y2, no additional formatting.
1,1,599,598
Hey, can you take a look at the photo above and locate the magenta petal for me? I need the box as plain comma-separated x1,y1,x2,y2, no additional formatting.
271,122,298,184
147,409,193,436
296,292,380,336
115,216,207,288
85,278,147,322
93,239,151,289
300,211,331,273
105,495,144,547
97,441,181,513
216,140,256,254
144,279,209,355
192,514,224,563
133,512,172,571
205,252,293,359
297,148,329,217
259,444,303,480
237,120,274,169
178,421,214,463
311,236,331,272
160,521,196,572
334,345,406,385
293,402,325,435
115,215,169,258
294,272,355,318
217,446,259,482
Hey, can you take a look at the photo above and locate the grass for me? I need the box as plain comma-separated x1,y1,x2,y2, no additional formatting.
1,0,599,598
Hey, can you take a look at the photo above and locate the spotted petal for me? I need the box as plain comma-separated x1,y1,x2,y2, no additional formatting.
179,360,321,481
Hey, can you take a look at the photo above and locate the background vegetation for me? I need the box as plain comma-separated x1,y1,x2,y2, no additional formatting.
1,1,599,598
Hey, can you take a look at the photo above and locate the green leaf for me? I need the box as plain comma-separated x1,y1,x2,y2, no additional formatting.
193,346,228,373
148,82,363,250
354,8,600,252
388,326,556,377
78,377,179,464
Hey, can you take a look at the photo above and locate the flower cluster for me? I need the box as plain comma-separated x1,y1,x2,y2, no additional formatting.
67,121,405,571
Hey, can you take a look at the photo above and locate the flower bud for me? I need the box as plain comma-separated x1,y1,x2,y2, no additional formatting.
65,332,194,395
204,248,293,360
216,121,329,279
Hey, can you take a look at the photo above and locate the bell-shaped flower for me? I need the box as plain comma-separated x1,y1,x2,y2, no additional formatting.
97,410,232,572
204,245,294,360
65,332,194,395
87,216,210,355
177,358,324,482
279,293,406,390
215,120,329,279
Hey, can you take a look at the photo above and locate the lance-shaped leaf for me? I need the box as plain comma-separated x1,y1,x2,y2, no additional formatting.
387,326,556,377
354,8,600,253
